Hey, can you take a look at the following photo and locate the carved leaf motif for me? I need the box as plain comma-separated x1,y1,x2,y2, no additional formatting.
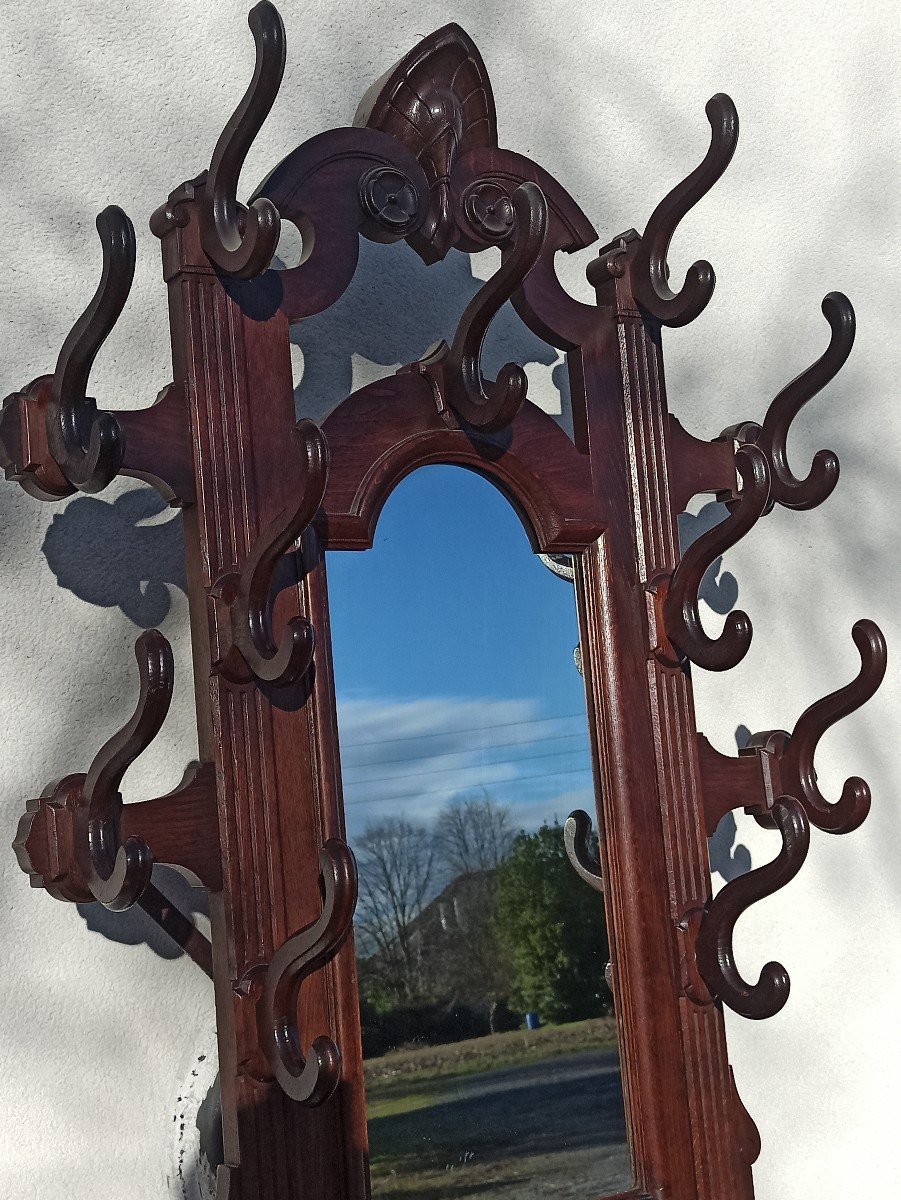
356,23,497,262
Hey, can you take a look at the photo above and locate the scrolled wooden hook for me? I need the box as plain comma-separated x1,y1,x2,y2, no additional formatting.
563,810,604,894
250,839,357,1103
45,205,134,492
662,444,770,671
200,1,286,278
752,620,887,834
728,292,854,511
215,419,328,688
73,630,173,911
631,94,738,327
417,181,548,433
695,795,810,1019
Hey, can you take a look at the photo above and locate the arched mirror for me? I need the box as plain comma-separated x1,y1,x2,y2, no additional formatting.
327,465,631,1196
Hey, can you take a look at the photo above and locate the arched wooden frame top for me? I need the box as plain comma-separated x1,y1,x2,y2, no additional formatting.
317,370,605,553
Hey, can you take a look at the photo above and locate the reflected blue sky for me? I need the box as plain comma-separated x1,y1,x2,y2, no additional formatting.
327,466,594,841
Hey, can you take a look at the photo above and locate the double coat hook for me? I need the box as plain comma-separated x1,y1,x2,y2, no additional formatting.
413,181,549,432
45,206,134,493
723,292,855,512
631,94,739,327
200,0,286,277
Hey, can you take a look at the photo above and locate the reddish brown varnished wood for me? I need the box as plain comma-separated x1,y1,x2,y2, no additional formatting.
696,734,781,836
199,1,285,279
723,292,854,511
696,796,810,1020
0,209,194,508
697,620,888,837
573,242,759,1198
15,762,219,899
661,445,770,672
319,371,603,552
413,182,549,432
3,9,884,1199
354,22,498,264
154,176,366,1195
667,415,738,515
253,127,430,322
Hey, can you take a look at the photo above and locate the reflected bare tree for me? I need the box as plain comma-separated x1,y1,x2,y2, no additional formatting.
435,793,514,879
356,816,436,1004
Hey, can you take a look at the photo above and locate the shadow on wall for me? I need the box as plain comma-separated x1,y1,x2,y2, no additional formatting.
678,504,752,884
76,866,209,960
286,237,570,432
42,486,186,627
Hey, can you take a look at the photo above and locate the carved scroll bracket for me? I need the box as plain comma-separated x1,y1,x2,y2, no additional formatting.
239,839,357,1104
252,126,429,323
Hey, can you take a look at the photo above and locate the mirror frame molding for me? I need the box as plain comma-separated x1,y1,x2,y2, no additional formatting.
3,7,885,1198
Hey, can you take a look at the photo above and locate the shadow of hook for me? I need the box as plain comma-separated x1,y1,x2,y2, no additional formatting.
413,181,548,432
214,419,328,688
631,94,738,328
750,619,887,834
563,810,604,894
724,293,854,511
74,630,172,910
251,839,357,1103
663,445,770,671
200,1,286,278
696,795,809,1019
45,205,134,492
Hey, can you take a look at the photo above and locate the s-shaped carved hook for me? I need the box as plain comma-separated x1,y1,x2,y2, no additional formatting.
696,795,810,1019
563,810,604,893
214,419,328,688
72,630,172,910
749,619,887,834
200,1,286,277
631,94,738,327
45,205,134,493
661,444,770,671
412,182,548,432
723,292,855,511
243,839,357,1103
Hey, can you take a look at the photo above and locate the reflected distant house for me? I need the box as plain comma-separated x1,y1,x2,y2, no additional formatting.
362,868,512,1030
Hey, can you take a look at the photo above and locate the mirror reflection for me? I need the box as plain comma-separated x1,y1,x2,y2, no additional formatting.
328,466,632,1198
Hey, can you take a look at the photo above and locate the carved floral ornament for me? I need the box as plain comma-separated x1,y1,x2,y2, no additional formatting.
0,4,885,1198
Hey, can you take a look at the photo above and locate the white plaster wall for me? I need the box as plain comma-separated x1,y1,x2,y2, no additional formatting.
0,0,897,1196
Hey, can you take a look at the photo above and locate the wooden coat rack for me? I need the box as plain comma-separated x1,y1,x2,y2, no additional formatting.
2,6,886,1198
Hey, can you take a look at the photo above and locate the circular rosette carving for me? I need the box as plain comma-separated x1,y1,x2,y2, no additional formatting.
358,166,422,238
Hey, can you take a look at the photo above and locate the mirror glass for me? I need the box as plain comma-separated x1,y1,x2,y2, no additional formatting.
328,465,632,1198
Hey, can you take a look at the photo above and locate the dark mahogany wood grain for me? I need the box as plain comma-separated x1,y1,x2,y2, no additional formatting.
154,176,367,1197
4,9,885,1198
320,372,603,553
579,236,759,1198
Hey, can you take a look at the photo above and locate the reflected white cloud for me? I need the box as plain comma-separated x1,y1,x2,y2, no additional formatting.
337,693,595,840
